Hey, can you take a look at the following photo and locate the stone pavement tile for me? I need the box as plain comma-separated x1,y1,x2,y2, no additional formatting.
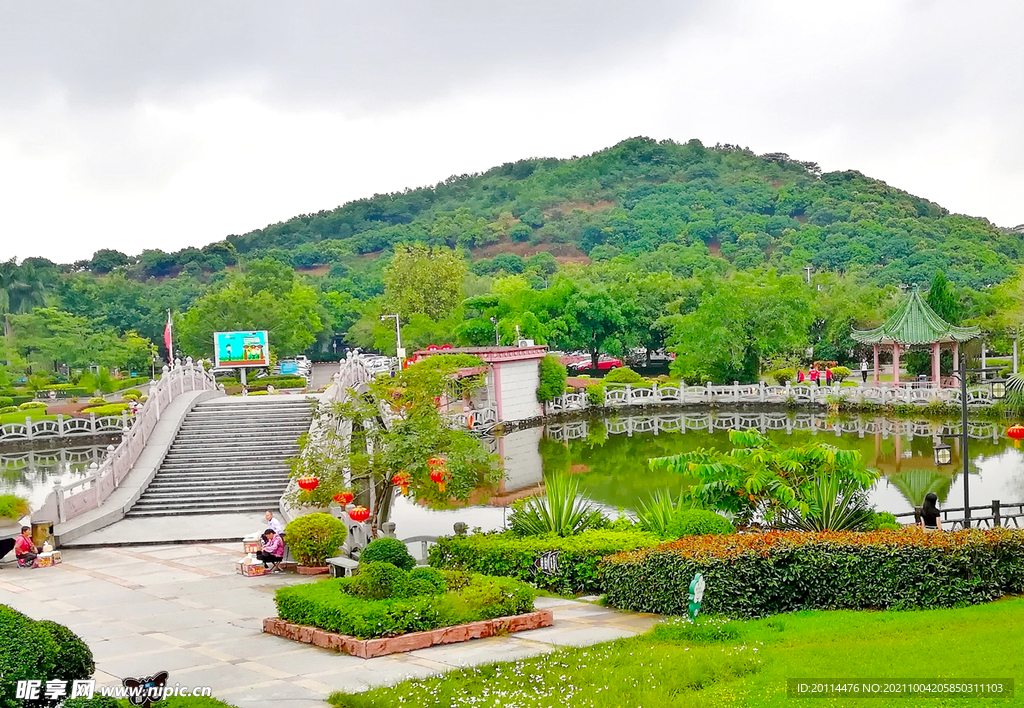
128,608,242,633
168,662,273,692
171,620,263,645
222,683,327,708
533,596,581,609
251,645,364,676
89,635,177,661
235,661,293,679
65,621,139,642
512,624,639,647
552,606,622,619
206,635,318,661
409,635,557,668
98,647,223,679
100,598,192,620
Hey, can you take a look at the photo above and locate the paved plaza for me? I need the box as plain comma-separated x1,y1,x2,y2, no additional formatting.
0,543,658,708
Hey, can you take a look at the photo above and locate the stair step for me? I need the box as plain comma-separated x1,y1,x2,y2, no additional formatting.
129,498,282,511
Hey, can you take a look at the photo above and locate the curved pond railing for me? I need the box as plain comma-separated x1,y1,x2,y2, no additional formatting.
0,412,134,445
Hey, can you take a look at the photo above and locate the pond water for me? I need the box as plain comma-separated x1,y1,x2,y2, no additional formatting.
6,411,1024,540
388,410,1024,537
0,443,113,516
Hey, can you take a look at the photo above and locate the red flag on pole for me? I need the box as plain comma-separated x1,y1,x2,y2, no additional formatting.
164,310,173,359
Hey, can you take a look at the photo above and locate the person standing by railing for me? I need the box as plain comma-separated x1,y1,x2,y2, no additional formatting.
917,493,943,531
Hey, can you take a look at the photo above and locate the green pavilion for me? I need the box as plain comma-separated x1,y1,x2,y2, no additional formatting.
851,289,980,385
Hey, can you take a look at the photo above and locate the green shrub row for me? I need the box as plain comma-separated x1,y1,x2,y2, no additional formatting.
1,605,94,708
0,397,11,408
600,529,1024,618
19,401,48,410
42,385,90,397
275,572,533,639
80,403,130,416
428,529,661,594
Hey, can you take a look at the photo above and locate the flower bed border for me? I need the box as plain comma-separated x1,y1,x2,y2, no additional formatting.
263,609,553,658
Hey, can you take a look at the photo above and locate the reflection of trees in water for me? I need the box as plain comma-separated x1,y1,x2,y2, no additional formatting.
886,469,954,507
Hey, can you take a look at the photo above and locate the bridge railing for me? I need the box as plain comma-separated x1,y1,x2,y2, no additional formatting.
547,381,993,411
34,358,220,525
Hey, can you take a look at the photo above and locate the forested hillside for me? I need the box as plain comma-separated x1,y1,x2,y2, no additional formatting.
4,136,1024,391
220,137,1015,289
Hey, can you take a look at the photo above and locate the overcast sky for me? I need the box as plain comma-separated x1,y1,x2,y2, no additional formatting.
1,0,1022,263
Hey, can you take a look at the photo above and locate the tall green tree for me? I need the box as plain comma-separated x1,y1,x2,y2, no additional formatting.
383,244,466,322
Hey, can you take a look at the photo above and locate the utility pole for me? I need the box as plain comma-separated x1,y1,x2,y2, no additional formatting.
380,314,403,369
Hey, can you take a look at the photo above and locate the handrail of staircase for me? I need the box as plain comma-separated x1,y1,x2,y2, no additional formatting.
280,351,375,524
33,358,222,526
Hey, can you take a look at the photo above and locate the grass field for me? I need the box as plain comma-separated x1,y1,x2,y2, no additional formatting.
0,411,57,425
329,597,1024,708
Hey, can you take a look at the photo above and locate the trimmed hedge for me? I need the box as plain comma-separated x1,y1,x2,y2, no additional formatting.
0,397,12,408
428,529,662,594
601,528,1024,618
665,510,735,538
80,403,130,416
0,605,93,708
275,572,533,639
360,537,416,571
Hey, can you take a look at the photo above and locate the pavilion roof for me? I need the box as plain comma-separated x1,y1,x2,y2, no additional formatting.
851,289,980,346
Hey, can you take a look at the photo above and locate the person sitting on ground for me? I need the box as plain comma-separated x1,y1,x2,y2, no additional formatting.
257,529,284,572
918,492,942,531
264,510,284,536
14,526,38,568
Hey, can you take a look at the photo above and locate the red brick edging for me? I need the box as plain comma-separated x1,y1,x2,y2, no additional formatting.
263,609,554,658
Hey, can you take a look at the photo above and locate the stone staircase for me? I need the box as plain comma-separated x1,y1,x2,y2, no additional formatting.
126,396,314,517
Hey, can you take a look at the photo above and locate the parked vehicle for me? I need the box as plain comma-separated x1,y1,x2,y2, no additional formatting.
567,356,622,372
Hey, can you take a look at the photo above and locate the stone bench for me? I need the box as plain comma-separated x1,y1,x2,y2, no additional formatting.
326,556,359,578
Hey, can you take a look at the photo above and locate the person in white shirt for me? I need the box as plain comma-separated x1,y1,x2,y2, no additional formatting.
861,359,869,384
264,510,284,535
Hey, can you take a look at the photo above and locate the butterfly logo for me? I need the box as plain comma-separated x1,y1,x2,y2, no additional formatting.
123,671,169,707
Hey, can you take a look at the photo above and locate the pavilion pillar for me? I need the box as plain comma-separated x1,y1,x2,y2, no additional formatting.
892,343,900,385
952,341,959,377
873,344,880,384
931,342,941,387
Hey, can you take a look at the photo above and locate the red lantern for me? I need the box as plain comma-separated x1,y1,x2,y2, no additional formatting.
427,456,446,471
348,506,370,523
392,471,412,496
1007,425,1024,448
429,467,451,494
297,476,319,491
333,491,354,505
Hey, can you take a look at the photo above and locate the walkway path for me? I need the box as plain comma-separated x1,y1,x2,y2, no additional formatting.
0,544,658,708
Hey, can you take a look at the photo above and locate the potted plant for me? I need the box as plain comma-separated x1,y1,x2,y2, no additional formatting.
284,513,348,574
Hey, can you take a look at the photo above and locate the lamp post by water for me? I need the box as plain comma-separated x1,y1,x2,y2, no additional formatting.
933,354,1005,528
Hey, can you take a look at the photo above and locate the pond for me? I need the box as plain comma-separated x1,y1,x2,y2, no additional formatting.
5,410,1024,540
0,443,113,517
387,410,1024,538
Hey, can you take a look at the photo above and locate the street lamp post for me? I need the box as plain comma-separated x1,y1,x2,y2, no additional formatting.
933,354,1005,528
490,316,499,346
380,314,403,369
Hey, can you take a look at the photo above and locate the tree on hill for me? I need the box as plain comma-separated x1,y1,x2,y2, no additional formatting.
383,244,466,321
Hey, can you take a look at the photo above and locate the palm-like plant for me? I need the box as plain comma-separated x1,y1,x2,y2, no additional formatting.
509,472,605,537
777,473,873,531
635,489,688,536
0,259,47,337
649,429,879,529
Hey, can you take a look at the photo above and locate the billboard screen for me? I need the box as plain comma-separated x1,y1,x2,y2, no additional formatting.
214,331,269,368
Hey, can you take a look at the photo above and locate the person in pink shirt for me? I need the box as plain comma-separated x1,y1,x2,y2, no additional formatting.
14,526,38,568
258,529,284,573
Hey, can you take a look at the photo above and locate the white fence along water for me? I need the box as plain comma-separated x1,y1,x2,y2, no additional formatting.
547,381,996,412
1,412,134,445
35,359,220,525
545,411,1007,444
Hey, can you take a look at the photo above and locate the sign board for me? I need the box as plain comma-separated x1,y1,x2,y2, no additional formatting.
280,361,298,375
688,572,706,619
534,550,560,576
214,331,269,368
396,347,406,359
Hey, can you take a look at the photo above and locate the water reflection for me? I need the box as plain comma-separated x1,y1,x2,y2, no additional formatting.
0,445,109,510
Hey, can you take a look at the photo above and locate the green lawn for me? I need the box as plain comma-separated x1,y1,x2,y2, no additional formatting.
329,597,1024,708
0,411,57,425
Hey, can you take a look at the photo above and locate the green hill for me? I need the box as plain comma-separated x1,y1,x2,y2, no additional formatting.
213,137,1015,289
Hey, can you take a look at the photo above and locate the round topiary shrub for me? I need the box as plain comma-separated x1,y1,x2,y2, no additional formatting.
284,513,347,567
0,405,17,414
0,396,12,408
18,401,48,411
360,537,415,571
121,388,143,398
665,510,735,538
87,397,106,405
347,561,410,600
603,366,644,384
